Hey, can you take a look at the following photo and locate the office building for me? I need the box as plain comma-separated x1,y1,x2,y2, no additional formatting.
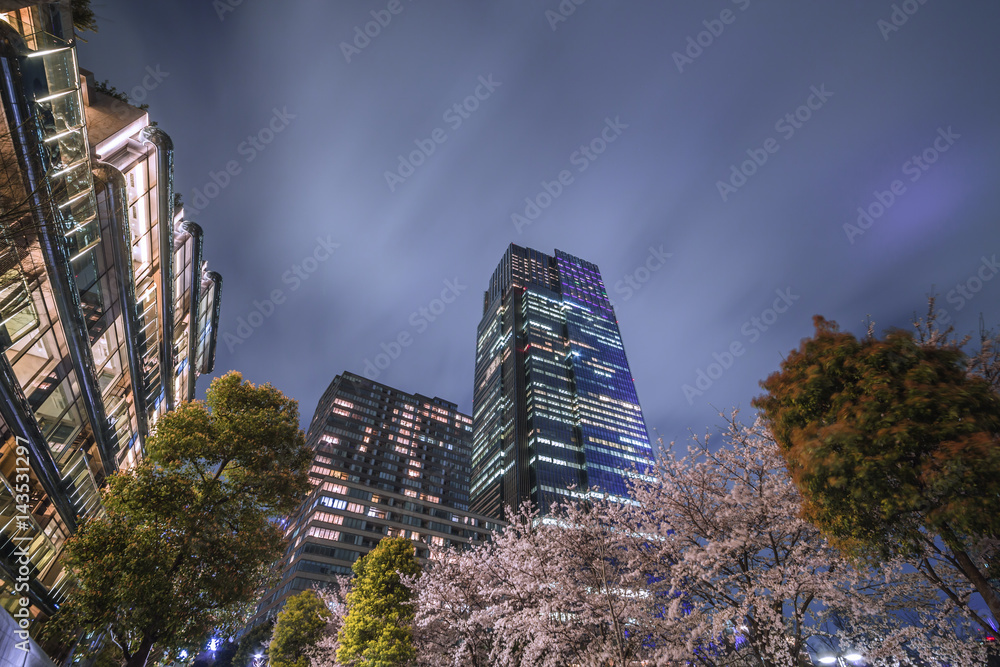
0,0,222,651
251,372,500,622
471,244,653,519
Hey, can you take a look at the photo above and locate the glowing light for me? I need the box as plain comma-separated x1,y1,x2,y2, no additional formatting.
27,46,72,58
817,659,837,665
44,126,81,143
69,238,101,262
34,89,74,104
844,653,863,662
59,191,91,210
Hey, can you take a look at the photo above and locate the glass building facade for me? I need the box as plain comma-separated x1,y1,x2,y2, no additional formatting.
251,372,501,623
471,244,653,519
0,0,222,641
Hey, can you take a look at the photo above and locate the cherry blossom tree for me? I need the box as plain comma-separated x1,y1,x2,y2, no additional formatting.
612,416,858,666
307,578,350,667
409,537,505,666
409,409,990,665
412,500,670,666
617,415,988,666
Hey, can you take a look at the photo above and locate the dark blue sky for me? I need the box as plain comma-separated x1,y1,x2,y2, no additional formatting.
79,1,1000,444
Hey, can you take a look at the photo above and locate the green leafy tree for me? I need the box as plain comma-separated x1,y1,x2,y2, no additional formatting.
269,591,333,667
71,0,98,33
337,537,421,666
753,315,1000,627
54,372,313,667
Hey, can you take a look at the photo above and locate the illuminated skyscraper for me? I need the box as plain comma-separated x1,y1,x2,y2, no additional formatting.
471,244,654,519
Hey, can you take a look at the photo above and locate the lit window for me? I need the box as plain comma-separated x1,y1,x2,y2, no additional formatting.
313,512,344,526
307,526,340,541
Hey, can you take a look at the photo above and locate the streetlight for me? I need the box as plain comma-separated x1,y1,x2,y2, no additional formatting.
816,653,864,666
252,653,268,667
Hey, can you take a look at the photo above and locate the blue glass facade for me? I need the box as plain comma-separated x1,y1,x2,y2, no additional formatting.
471,244,653,519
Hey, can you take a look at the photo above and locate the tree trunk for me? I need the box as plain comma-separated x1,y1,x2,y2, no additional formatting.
124,635,156,667
952,548,1000,627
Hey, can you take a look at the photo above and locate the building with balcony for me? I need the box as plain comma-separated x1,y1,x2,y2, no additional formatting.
471,244,654,519
251,372,501,623
0,0,222,652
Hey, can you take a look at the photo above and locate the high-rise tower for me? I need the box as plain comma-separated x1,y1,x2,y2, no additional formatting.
251,372,500,623
471,244,653,519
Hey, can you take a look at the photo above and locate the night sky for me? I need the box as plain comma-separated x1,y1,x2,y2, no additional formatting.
78,1,1000,446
